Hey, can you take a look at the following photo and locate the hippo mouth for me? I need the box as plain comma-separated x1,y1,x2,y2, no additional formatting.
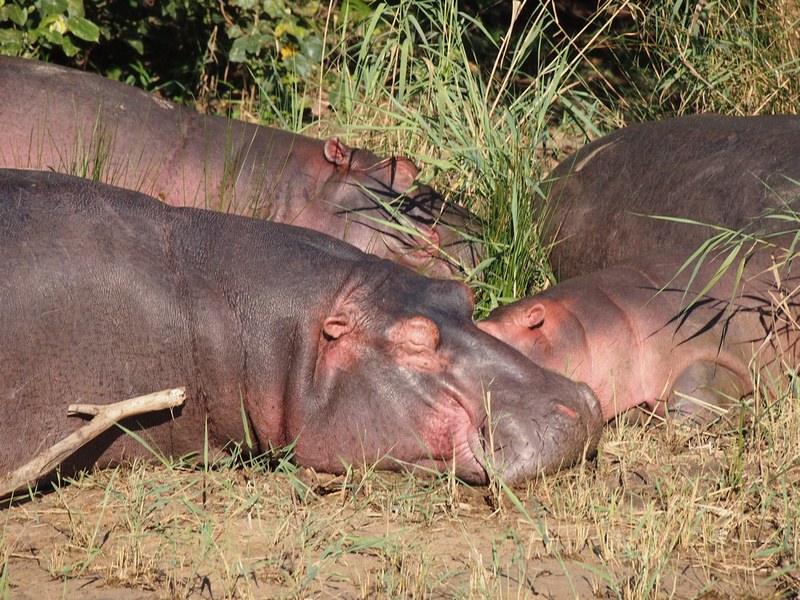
388,383,489,483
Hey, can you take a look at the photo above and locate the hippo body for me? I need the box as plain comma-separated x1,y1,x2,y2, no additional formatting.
0,56,477,276
479,242,800,422
546,114,800,279
0,169,600,483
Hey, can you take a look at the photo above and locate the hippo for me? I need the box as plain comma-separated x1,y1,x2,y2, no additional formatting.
478,240,800,422
0,169,601,484
0,55,478,277
545,114,800,279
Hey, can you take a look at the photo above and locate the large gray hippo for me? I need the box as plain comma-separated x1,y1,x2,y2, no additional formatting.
479,240,800,422
0,169,601,484
0,56,478,277
546,114,800,279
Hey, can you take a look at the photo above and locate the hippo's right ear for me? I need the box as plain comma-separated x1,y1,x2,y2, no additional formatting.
322,311,355,339
324,137,354,167
518,303,546,330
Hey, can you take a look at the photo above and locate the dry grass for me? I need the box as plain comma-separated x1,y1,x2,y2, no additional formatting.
2,375,799,599
590,0,800,121
3,1,800,598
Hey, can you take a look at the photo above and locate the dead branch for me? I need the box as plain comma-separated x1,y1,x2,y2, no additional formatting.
0,387,186,500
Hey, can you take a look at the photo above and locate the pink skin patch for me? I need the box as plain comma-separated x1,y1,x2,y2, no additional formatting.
556,405,579,418
418,395,484,480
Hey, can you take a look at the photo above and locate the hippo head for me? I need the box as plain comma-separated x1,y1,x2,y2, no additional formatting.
307,138,481,278
477,296,591,378
478,297,618,418
286,263,602,483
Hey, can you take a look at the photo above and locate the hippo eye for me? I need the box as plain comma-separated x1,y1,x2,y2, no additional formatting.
392,316,440,352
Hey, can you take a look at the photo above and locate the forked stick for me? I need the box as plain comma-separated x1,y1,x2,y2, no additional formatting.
0,387,186,500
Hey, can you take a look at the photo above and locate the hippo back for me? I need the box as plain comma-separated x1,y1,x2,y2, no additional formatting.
546,114,800,279
480,239,800,421
0,168,600,483
0,56,479,275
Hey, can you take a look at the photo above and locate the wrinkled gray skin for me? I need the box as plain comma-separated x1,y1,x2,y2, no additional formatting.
0,56,478,277
546,114,800,279
479,241,800,423
0,169,601,484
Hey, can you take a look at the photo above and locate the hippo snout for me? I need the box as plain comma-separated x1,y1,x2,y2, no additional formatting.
484,381,603,484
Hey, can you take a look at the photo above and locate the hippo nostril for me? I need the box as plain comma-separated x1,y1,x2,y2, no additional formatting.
556,405,579,418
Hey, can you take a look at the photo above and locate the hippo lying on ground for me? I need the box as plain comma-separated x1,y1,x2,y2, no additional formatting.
545,114,800,279
0,169,601,484
0,56,478,277
479,240,800,422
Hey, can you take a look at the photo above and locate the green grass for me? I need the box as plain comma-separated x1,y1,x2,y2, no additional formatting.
4,387,799,598
579,0,800,121
3,0,800,597
276,0,633,313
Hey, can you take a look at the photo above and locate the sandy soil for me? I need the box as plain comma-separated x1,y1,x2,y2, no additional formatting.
2,439,792,600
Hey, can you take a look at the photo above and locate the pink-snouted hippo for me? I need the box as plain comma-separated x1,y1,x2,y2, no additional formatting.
545,114,800,279
0,56,478,277
479,241,800,423
0,169,601,485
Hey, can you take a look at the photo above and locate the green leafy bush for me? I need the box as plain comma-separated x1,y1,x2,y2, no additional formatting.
0,0,99,57
218,0,372,121
0,0,372,118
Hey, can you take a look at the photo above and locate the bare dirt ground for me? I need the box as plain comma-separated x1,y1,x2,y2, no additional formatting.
3,409,799,599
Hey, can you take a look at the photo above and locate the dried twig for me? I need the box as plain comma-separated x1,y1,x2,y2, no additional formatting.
0,387,186,500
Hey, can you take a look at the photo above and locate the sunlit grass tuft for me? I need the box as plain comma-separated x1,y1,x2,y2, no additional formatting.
4,0,800,597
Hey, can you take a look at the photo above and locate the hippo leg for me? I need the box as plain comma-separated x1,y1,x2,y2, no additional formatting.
664,362,747,423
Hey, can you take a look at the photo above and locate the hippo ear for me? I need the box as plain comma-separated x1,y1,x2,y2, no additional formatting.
519,303,546,330
389,316,441,368
323,137,354,167
322,311,355,340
